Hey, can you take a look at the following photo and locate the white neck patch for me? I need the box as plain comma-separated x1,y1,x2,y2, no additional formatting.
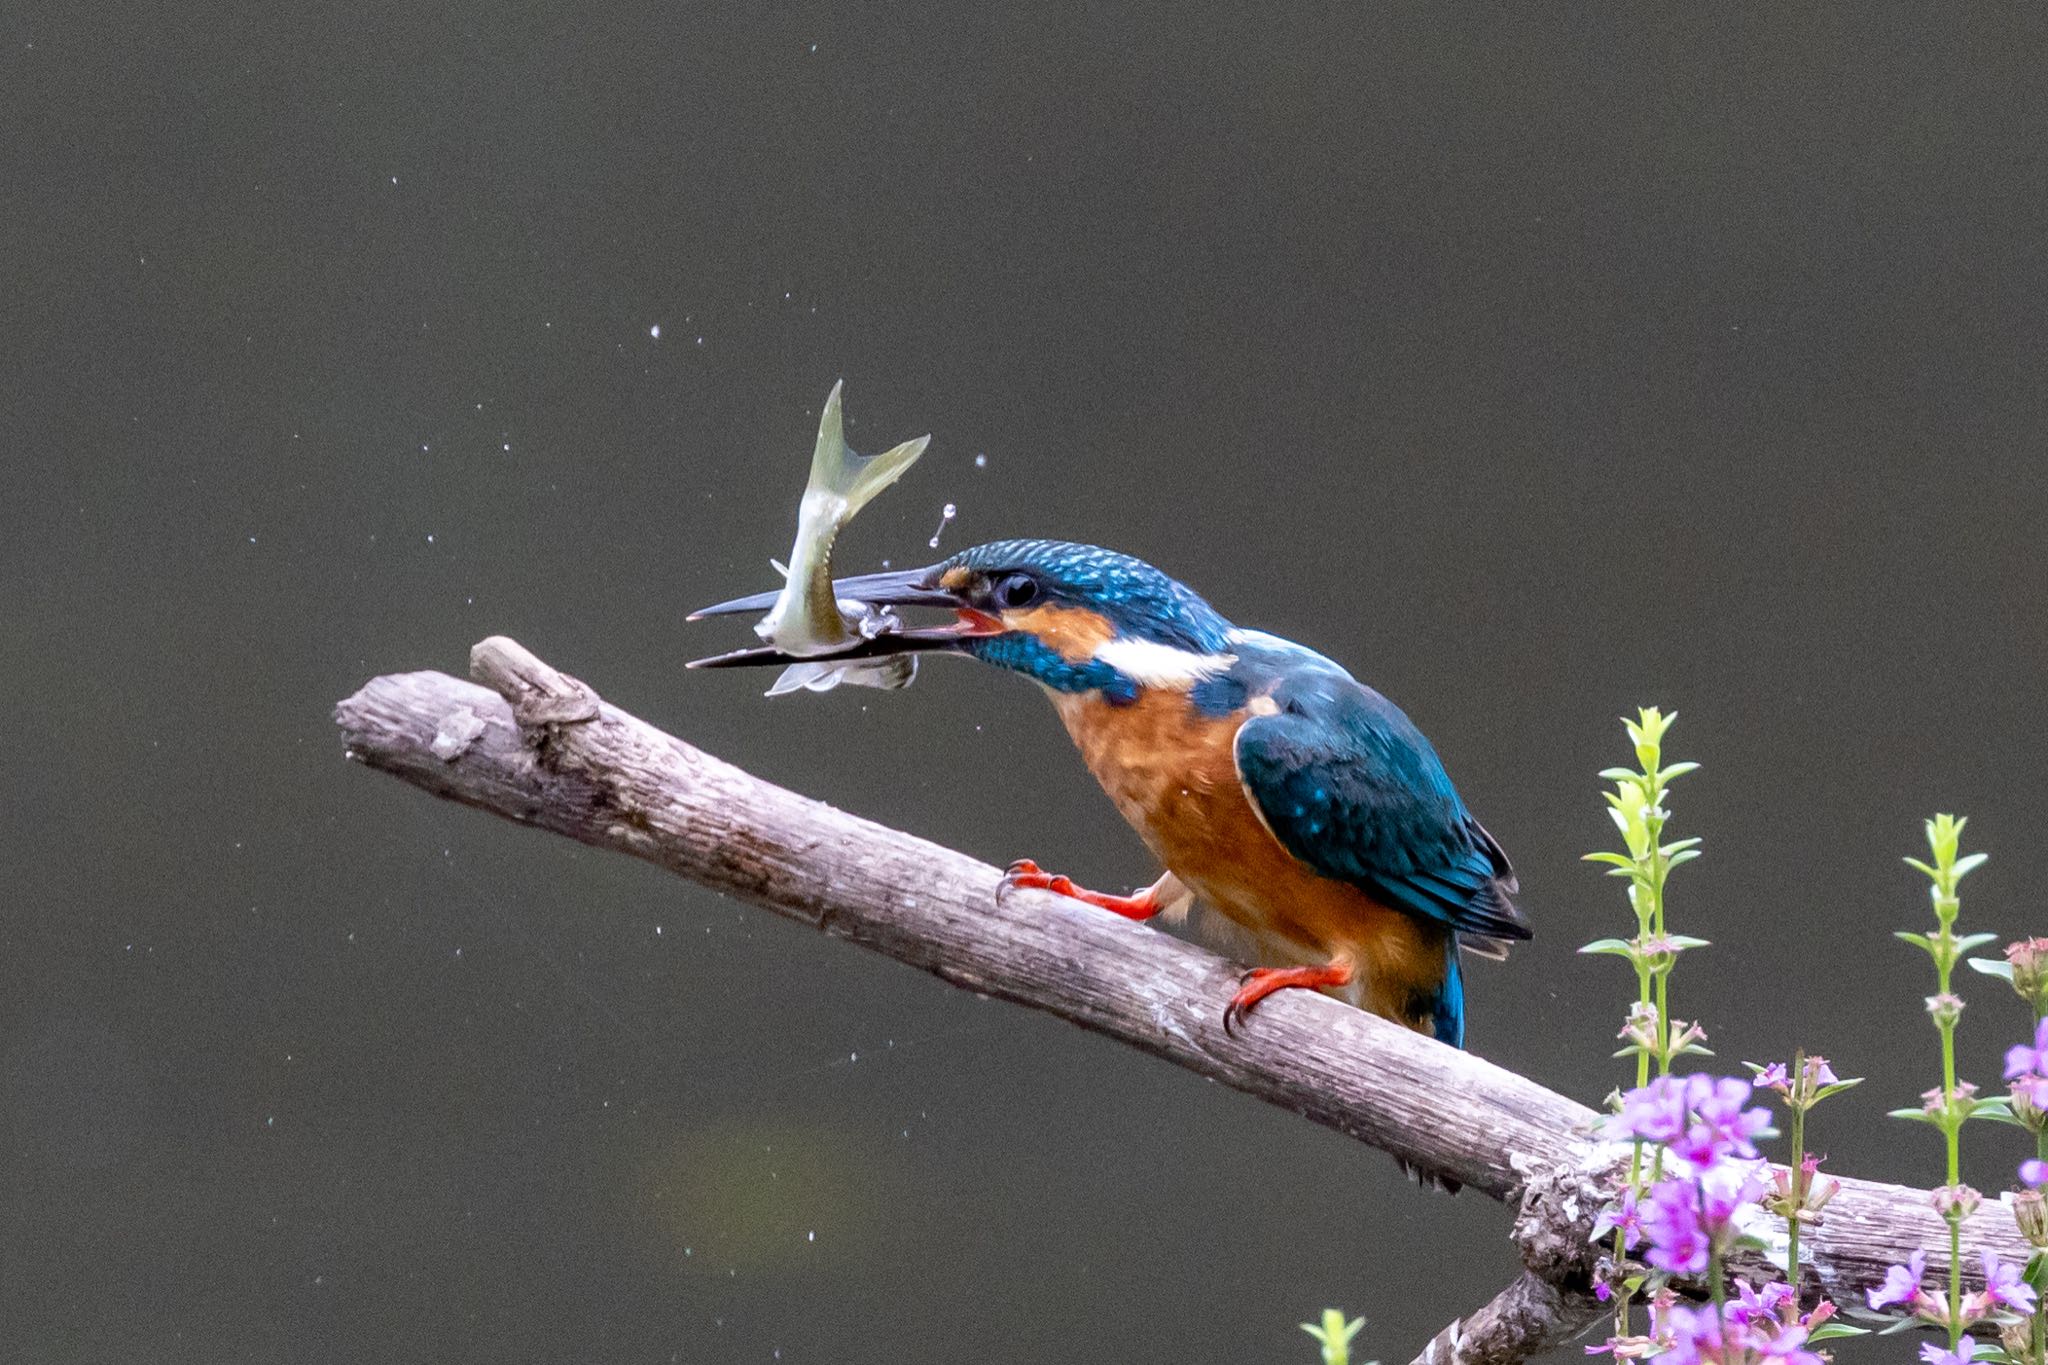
1091,638,1237,690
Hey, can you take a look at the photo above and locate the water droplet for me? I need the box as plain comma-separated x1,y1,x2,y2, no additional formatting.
649,324,661,338
974,453,987,468
927,502,957,549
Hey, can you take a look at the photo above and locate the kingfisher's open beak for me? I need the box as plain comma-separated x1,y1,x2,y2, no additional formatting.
685,565,1003,671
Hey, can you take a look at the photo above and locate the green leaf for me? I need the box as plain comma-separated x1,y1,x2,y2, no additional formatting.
1813,1078,1865,1101
1582,852,1635,869
1969,958,2018,982
1578,938,1640,957
1954,851,1990,880
1666,935,1712,949
1887,1106,1941,1124
1896,931,1934,951
1664,849,1703,869
1955,932,2002,954
1904,856,1941,881
1658,761,1700,782
1972,1098,2028,1128
1805,1323,1871,1343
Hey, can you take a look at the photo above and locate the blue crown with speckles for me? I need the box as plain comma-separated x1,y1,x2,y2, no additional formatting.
942,539,1235,652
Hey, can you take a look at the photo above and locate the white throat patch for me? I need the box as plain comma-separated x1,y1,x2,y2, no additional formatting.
1091,638,1237,690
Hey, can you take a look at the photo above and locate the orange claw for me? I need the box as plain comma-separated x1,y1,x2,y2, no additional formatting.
997,859,1165,921
1222,960,1356,1037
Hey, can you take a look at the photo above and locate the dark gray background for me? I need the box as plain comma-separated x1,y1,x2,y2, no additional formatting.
5,3,2046,1361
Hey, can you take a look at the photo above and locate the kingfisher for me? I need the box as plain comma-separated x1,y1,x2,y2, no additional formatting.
689,539,1528,1047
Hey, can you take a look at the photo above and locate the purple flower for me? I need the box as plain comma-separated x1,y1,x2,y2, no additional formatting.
1608,1075,1692,1145
1753,1061,1791,1093
1669,1077,1772,1164
1591,1189,1643,1250
1920,1338,1975,1365
1606,1075,1772,1166
1641,1180,1712,1275
1638,1164,1764,1276
1756,1326,1823,1365
1656,1305,1724,1365
1868,1249,1928,1311
1979,1250,2037,1314
2023,1158,2048,1188
1727,1278,1794,1329
2006,1018,2048,1080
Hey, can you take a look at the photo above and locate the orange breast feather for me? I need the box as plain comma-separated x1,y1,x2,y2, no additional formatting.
1047,688,1448,1030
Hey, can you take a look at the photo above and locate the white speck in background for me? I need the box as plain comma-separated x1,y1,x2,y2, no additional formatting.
649,324,661,339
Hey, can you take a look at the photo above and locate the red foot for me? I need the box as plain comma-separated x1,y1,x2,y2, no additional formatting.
997,859,1163,921
1222,961,1356,1037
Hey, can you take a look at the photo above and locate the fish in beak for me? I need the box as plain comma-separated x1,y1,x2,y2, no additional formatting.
688,380,946,695
687,565,1003,685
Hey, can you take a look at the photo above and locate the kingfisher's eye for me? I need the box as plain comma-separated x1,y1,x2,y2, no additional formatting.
994,574,1038,609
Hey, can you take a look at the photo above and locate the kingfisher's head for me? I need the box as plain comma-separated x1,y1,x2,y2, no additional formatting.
691,539,1240,702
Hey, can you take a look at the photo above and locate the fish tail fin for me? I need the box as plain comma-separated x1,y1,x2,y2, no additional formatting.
810,379,930,515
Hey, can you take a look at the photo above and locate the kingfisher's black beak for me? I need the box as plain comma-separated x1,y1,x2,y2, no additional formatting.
687,566,959,621
685,565,1002,671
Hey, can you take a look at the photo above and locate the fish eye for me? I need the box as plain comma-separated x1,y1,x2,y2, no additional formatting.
993,573,1038,609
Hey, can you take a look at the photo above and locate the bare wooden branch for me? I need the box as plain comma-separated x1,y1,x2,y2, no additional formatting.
334,637,2030,1363
1412,1271,1604,1365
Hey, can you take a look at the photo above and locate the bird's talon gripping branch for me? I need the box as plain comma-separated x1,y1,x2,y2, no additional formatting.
998,859,1165,920
1222,961,1357,1038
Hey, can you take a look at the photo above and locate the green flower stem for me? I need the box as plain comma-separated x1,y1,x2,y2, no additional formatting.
1785,1095,1806,1313
1935,891,1965,1351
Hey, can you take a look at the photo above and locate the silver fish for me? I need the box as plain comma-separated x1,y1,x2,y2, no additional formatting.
751,380,930,696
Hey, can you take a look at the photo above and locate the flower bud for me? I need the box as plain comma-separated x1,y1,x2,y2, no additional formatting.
1931,1183,1982,1219
2008,938,2048,1010
2012,1080,2048,1132
1925,992,1965,1028
2014,1190,2048,1248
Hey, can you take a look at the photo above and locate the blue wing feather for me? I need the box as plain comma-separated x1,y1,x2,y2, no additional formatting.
1232,669,1528,946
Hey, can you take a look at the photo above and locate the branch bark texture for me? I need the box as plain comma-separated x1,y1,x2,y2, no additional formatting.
333,638,2026,1361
